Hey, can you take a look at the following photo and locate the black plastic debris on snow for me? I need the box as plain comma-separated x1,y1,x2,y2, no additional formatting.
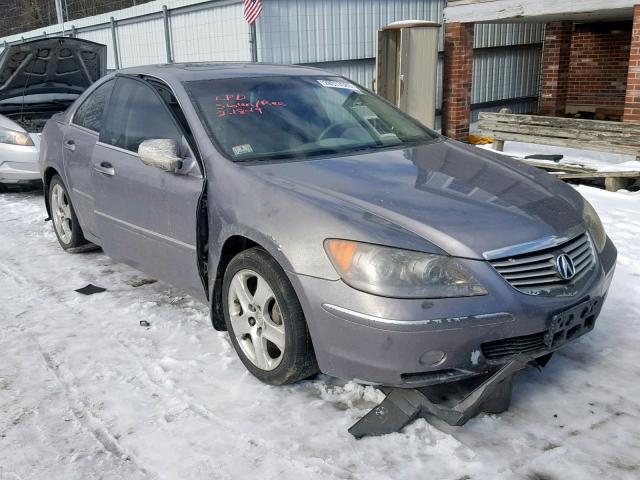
349,353,553,439
74,284,107,295
524,154,564,162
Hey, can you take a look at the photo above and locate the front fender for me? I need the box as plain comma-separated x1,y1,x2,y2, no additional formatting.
212,225,297,275
208,225,306,331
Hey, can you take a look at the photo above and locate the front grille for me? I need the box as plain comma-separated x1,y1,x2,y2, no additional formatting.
489,233,595,295
481,332,546,360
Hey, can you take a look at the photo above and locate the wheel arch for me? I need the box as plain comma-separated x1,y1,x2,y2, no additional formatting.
209,232,295,331
42,166,61,218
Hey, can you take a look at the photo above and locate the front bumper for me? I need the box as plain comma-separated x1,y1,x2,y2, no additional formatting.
0,143,41,184
289,236,617,387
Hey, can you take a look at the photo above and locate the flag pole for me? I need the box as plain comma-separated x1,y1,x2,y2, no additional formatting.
250,21,258,62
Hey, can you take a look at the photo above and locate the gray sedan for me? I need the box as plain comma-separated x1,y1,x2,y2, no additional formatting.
39,63,617,387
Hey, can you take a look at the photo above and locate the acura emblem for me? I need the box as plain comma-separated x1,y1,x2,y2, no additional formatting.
555,253,576,280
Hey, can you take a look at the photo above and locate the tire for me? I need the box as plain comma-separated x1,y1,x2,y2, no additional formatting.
222,247,319,385
48,175,90,251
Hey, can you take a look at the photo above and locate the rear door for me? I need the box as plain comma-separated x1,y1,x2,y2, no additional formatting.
63,79,114,238
92,76,204,298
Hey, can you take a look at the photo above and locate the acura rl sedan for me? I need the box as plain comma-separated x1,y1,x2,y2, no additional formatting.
39,63,617,387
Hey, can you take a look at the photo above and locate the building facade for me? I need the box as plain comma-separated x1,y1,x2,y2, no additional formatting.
0,0,544,130
444,0,640,138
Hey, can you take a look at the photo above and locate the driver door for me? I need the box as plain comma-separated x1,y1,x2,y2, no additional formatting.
92,76,205,299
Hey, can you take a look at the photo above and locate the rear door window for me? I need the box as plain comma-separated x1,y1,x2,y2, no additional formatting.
73,79,114,132
101,77,182,152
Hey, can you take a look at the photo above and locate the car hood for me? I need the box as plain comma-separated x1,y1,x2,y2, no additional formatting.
0,37,106,101
250,140,586,259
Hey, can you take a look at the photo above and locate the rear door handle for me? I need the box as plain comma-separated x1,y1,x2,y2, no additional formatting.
64,139,76,151
94,161,115,176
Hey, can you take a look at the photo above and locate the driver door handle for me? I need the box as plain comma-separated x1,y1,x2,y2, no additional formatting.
94,161,115,176
64,139,76,151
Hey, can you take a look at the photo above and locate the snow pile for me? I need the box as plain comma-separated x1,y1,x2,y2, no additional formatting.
1,186,639,480
477,141,640,173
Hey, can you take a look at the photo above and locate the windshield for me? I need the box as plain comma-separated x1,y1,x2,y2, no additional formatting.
185,76,439,161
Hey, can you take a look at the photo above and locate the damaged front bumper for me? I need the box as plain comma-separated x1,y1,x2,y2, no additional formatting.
349,352,548,438
289,237,617,388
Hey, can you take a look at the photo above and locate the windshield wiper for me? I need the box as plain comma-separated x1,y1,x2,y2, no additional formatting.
234,148,340,162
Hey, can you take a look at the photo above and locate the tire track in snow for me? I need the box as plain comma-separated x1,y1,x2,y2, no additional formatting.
0,258,28,287
37,342,163,480
113,333,355,479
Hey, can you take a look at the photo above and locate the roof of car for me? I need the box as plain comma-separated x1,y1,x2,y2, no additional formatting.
117,62,333,82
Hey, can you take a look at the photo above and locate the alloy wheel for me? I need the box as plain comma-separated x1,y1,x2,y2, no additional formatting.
51,183,73,244
227,269,286,371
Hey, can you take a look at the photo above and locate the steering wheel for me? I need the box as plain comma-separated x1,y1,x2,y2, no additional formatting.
318,122,356,141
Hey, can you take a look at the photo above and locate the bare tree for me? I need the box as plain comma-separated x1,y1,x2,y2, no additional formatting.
0,0,153,38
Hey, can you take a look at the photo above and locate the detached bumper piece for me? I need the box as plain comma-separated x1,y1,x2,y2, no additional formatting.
348,298,602,438
349,353,548,438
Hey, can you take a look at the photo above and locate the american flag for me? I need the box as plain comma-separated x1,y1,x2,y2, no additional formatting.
244,0,263,24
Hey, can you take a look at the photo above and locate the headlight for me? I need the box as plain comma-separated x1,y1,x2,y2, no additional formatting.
324,239,488,298
0,126,34,146
582,199,606,252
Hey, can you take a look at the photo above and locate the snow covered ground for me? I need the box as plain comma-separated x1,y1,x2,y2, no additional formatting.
477,141,640,174
1,185,639,480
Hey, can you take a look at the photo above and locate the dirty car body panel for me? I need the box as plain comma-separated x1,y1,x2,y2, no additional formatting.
40,63,617,387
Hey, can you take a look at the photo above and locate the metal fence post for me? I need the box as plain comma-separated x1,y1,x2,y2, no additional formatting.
110,16,120,69
163,5,173,63
250,23,258,62
71,25,76,38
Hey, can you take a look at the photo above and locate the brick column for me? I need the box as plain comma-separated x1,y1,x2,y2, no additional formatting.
624,5,640,123
539,21,572,117
442,22,474,141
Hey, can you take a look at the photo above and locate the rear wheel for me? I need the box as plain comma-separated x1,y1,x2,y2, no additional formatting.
49,175,89,251
222,247,318,385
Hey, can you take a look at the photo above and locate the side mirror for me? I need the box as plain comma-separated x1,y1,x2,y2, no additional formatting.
138,139,182,172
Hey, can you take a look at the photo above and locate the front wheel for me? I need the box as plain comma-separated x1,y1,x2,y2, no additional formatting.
222,247,318,385
48,175,89,251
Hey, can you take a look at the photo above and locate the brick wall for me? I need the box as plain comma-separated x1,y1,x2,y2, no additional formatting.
539,21,572,117
567,22,632,110
442,22,474,140
624,6,640,123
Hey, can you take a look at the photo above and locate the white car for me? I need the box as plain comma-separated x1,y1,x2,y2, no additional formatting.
0,37,106,187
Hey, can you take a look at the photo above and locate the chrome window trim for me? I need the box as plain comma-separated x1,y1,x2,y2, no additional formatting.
94,210,196,251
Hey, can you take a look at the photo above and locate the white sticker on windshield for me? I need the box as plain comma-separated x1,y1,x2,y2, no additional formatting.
317,79,361,92
232,144,253,156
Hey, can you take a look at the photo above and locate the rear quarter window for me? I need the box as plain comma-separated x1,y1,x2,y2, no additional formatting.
73,80,114,132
